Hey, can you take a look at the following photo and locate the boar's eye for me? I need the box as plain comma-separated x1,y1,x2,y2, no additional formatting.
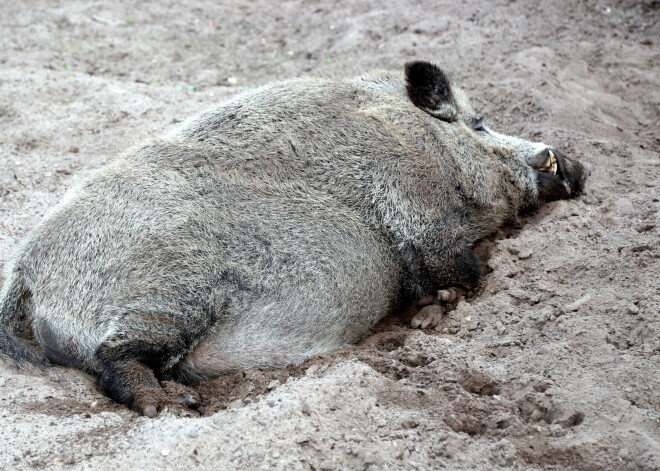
472,117,488,134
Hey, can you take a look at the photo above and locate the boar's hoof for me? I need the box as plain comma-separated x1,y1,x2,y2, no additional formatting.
437,288,460,303
132,385,165,417
411,304,443,329
175,394,200,407
97,354,202,417
411,287,463,329
162,381,201,408
133,382,201,417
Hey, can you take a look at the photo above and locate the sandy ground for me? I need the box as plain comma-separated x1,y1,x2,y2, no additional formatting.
0,0,658,469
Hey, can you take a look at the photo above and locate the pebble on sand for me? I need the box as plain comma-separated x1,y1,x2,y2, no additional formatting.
565,294,592,312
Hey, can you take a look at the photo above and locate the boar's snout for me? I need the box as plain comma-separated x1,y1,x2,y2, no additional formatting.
531,147,586,202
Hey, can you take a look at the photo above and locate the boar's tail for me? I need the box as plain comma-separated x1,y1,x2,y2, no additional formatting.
0,272,47,368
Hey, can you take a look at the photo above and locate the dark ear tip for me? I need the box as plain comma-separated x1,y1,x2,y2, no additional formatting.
404,61,451,91
404,61,440,80
404,60,426,71
404,61,455,119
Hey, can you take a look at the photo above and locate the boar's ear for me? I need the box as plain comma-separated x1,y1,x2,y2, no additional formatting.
405,61,457,122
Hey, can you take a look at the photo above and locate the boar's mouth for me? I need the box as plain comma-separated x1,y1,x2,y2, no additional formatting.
534,148,584,201
537,149,558,175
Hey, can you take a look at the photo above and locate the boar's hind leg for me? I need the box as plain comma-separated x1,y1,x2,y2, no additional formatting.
95,317,201,417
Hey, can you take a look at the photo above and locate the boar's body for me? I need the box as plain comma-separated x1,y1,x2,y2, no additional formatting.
0,63,584,414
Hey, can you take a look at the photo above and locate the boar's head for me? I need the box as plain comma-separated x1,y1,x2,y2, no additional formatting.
404,61,586,209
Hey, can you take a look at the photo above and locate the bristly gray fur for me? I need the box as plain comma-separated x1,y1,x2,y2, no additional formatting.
0,62,584,400
0,271,48,368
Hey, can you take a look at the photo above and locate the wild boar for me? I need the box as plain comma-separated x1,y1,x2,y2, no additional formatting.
0,61,585,416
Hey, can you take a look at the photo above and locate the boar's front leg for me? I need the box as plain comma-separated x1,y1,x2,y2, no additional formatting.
95,313,202,417
401,242,481,329
401,241,481,297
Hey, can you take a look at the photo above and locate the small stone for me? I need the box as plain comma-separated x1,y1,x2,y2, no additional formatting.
614,197,635,215
267,379,280,390
294,435,310,444
544,387,559,396
495,321,506,335
187,428,199,438
517,248,533,260
565,294,592,312
161,449,170,457
68,146,79,153
581,193,599,205
90,401,99,408
227,399,243,409
534,313,549,328
508,288,528,300
627,304,639,315
226,76,238,86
